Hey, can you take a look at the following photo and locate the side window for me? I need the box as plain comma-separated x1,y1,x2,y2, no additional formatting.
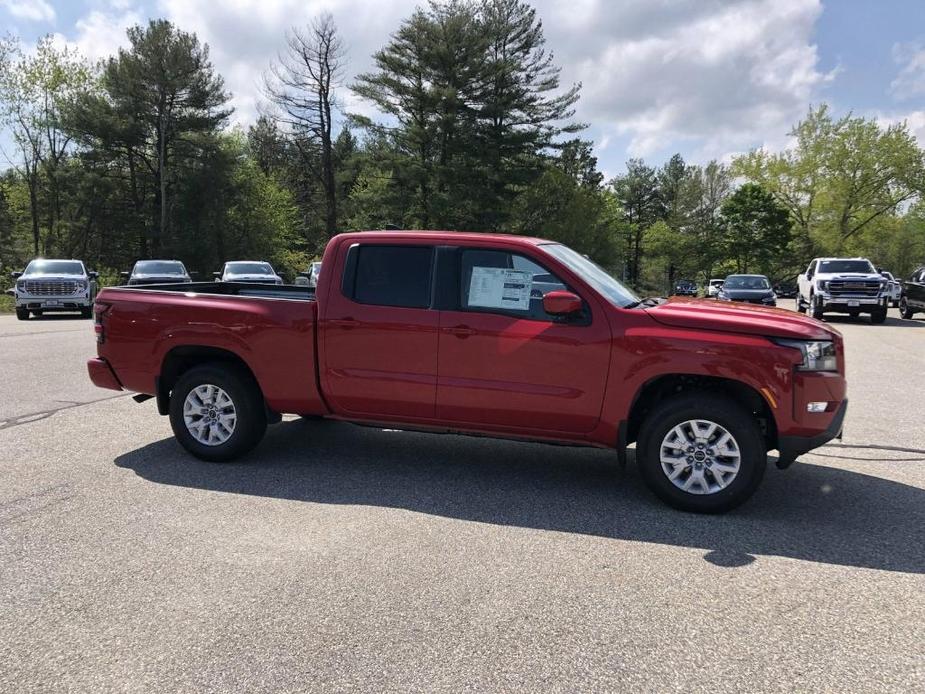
460,248,573,322
807,260,816,277
353,245,434,308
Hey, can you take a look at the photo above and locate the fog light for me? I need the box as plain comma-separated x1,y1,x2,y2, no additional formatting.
807,402,828,413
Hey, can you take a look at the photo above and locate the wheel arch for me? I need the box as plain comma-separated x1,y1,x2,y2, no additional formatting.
157,346,260,416
625,374,778,452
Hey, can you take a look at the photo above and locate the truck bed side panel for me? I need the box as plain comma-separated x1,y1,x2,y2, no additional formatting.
98,288,325,415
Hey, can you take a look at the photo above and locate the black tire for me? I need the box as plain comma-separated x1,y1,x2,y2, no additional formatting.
169,363,267,462
636,394,767,513
899,298,915,320
810,294,824,320
870,304,887,324
80,306,92,319
15,308,29,320
795,296,805,313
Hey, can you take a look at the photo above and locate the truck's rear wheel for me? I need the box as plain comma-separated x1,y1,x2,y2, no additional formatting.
636,394,766,513
169,364,267,462
899,298,915,319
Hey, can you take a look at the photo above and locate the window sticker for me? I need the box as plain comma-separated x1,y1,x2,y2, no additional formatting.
468,267,532,311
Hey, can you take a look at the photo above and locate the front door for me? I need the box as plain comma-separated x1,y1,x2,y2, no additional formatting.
322,243,438,420
436,247,611,435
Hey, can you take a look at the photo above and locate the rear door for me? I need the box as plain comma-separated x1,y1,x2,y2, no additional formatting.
435,246,611,435
321,243,438,419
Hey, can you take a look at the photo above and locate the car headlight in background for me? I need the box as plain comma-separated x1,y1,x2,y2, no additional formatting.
761,294,777,304
816,280,829,291
772,339,837,371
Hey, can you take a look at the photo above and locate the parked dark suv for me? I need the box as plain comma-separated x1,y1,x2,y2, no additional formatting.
900,266,925,319
672,279,697,296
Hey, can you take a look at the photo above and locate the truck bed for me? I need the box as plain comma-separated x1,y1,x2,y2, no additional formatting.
94,282,326,416
116,281,316,301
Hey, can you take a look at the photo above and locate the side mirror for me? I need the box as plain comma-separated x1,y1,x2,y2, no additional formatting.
188,271,199,278
11,271,22,279
543,290,582,316
120,271,130,278
297,271,309,278
213,271,222,279
88,271,99,279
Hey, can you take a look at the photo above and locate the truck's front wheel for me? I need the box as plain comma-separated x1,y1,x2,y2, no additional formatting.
636,394,767,513
16,308,29,320
169,364,267,462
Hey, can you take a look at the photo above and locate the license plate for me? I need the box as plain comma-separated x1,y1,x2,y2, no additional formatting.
847,300,859,307
44,300,60,306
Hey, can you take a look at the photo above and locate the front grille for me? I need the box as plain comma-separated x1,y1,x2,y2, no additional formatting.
23,280,81,296
827,280,880,297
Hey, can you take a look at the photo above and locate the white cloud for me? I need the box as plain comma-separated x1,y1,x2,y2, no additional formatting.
157,0,414,127
876,110,925,147
891,41,925,101
48,6,143,64
558,0,831,161
1,0,55,22
45,0,832,170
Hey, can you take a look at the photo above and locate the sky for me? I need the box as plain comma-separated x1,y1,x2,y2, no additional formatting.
1,0,924,177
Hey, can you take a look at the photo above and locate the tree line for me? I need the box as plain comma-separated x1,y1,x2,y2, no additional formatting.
1,0,923,293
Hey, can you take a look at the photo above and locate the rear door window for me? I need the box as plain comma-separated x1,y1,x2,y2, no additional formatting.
352,245,434,308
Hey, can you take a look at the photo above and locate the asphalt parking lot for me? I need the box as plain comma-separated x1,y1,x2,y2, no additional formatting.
1,307,923,692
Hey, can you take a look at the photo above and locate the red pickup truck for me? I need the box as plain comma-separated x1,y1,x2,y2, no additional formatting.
88,231,847,513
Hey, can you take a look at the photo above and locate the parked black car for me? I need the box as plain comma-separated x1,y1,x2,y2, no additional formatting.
123,260,192,286
899,265,925,319
672,279,697,296
717,274,776,306
773,281,797,298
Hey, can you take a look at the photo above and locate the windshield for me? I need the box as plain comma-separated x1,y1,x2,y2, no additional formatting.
24,260,84,275
134,261,187,275
541,243,639,308
818,260,875,274
225,262,274,275
723,275,770,290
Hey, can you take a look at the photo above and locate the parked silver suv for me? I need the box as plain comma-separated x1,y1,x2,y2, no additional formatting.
12,259,98,320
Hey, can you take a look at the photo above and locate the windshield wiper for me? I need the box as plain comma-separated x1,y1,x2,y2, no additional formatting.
624,296,667,309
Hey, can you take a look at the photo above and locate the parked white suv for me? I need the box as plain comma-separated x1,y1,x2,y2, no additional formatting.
12,259,98,320
797,257,889,324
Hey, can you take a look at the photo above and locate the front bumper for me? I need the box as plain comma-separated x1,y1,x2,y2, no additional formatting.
816,293,885,311
776,399,847,469
16,294,92,311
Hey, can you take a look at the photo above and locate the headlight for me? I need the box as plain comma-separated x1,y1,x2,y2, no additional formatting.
816,280,829,290
16,280,25,292
762,294,776,303
773,339,837,371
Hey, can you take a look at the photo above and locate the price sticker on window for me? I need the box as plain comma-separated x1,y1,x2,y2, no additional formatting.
468,267,532,311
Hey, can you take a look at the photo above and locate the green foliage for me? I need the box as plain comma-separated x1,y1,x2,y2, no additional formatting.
734,105,925,265
720,183,792,274
508,166,623,267
352,0,582,230
0,4,922,295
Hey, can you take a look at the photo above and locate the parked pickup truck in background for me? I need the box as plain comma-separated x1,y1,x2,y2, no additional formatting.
87,231,848,513
797,257,889,323
13,259,98,320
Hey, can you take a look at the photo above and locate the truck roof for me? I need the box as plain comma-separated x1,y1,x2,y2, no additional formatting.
336,230,552,246
814,257,872,261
